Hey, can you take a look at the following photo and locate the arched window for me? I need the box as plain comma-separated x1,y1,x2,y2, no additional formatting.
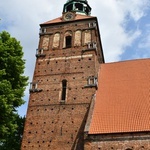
75,3,83,11
66,36,72,48
61,80,67,101
63,31,72,48
66,4,73,12
74,30,81,46
52,33,60,48
84,30,91,45
42,36,50,50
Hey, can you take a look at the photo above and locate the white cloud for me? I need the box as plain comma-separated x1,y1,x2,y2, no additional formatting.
0,0,149,63
90,0,149,62
117,0,149,21
138,27,150,49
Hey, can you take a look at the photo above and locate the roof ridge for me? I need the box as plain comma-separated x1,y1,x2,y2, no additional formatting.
104,58,150,65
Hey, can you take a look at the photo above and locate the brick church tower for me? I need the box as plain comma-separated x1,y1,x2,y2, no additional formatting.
21,0,104,149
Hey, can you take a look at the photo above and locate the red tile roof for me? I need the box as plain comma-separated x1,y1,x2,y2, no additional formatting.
89,59,150,134
41,14,95,25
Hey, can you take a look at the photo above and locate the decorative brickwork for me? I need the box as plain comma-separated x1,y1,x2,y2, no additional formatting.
21,16,104,150
22,2,150,149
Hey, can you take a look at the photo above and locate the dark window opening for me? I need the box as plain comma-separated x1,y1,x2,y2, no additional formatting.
75,3,83,11
85,7,89,15
66,4,73,11
36,48,46,58
40,28,46,33
61,80,67,101
66,36,72,48
88,42,97,49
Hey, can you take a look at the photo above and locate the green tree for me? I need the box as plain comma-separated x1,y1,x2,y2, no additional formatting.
0,31,28,143
0,116,25,150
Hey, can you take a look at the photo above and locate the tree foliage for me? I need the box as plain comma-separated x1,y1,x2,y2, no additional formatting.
0,116,25,150
0,31,28,142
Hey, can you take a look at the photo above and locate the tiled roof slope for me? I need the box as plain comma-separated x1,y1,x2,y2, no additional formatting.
89,59,150,134
41,14,95,25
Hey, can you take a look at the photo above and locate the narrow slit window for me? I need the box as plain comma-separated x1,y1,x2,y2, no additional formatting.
61,80,67,101
66,36,72,48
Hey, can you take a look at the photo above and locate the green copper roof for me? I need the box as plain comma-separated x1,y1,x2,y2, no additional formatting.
63,0,91,16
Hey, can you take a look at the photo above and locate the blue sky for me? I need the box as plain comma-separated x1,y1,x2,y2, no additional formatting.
0,0,150,116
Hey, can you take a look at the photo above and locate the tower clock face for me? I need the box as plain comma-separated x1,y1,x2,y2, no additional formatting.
64,12,74,21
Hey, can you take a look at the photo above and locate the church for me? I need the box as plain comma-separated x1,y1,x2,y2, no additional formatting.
21,0,150,149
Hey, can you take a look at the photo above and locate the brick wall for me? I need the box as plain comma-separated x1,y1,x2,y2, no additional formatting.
84,132,150,150
21,17,104,150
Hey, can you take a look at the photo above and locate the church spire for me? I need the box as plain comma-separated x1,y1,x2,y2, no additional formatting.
63,0,91,16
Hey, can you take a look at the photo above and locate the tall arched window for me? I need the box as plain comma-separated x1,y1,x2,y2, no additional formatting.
61,80,67,101
66,36,72,48
66,4,73,12
63,31,72,48
84,30,91,45
42,36,50,50
74,30,82,46
52,33,60,48
75,3,83,11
